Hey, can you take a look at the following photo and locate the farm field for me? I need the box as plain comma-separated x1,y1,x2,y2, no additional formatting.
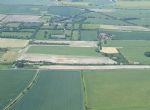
0,38,29,48
104,40,150,64
119,47,150,64
0,69,36,110
27,45,102,57
81,30,97,41
83,69,150,110
116,1,150,9
0,32,32,39
107,31,150,40
35,30,64,40
11,70,84,110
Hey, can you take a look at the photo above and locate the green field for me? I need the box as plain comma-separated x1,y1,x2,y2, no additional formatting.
48,6,82,16
104,31,150,40
35,30,64,40
81,30,97,41
104,40,150,64
11,70,84,110
83,69,150,110
0,69,36,109
27,45,102,56
0,32,32,39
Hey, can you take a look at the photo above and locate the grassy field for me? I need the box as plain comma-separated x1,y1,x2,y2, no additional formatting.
0,69,36,110
35,30,64,40
48,6,82,16
27,45,102,56
83,69,150,110
104,31,150,40
11,70,84,110
81,30,97,41
0,32,32,39
104,40,150,64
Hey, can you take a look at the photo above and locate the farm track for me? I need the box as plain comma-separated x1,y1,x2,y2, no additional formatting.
2,69,39,110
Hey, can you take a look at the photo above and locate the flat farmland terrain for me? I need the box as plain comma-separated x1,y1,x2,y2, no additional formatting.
104,40,150,64
0,69,36,110
0,38,29,48
119,47,150,64
83,69,150,110
27,45,102,57
116,1,150,9
11,70,84,110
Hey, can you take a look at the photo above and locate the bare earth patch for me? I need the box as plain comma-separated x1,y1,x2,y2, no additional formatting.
18,54,117,64
2,15,41,22
40,65,150,70
0,14,6,20
2,51,18,62
0,38,29,48
100,47,118,54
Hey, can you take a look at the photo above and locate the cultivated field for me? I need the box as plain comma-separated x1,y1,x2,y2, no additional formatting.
19,54,116,64
11,70,84,110
0,14,6,20
2,15,41,22
116,0,150,8
104,40,150,64
0,69,36,110
26,45,102,57
83,69,150,110
82,24,150,31
0,38,29,48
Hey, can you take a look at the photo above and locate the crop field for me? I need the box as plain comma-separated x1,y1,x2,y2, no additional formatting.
48,6,82,16
0,32,32,39
81,30,97,41
11,70,84,110
0,4,46,15
35,30,64,40
83,69,150,110
104,40,150,64
116,0,150,8
0,69,36,110
119,47,150,64
0,38,29,48
103,30,150,40
2,15,41,22
27,45,102,57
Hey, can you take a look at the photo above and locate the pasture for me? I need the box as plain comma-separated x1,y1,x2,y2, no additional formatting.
11,70,84,110
0,69,35,110
27,45,102,57
83,69,150,110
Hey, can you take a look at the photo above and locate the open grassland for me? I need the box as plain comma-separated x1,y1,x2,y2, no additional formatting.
27,45,102,57
116,1,150,9
83,69,150,110
104,40,150,64
0,38,29,48
11,70,84,110
0,69,36,110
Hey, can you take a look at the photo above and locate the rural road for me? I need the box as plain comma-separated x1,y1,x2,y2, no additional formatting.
40,65,150,70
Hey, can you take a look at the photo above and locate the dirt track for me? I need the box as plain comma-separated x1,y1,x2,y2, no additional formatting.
40,65,150,70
